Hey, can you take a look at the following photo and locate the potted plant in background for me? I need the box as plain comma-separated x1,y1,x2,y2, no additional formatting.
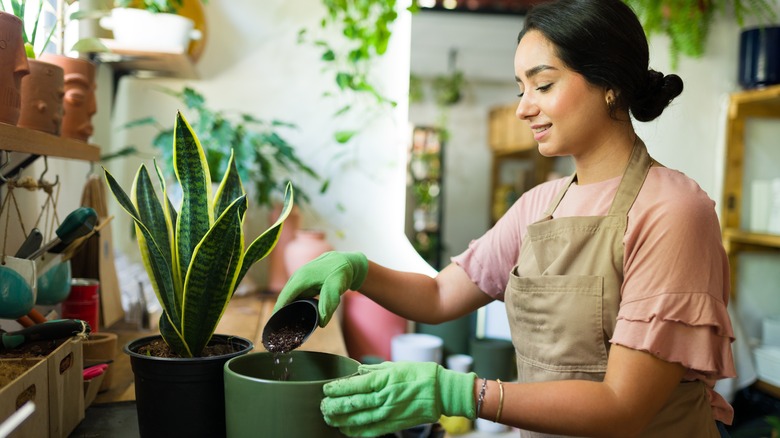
103,110,295,437
121,86,320,209
1,0,65,135
121,86,321,294
623,0,776,68
0,10,29,126
99,0,207,54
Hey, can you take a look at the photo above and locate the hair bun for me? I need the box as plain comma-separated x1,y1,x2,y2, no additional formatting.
631,70,684,122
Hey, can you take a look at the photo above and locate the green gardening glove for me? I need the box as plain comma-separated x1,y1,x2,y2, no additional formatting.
320,362,476,437
274,251,368,326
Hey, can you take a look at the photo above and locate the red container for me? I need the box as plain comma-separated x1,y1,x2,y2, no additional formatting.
62,278,100,332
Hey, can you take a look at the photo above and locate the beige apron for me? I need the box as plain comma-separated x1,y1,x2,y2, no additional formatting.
504,140,719,438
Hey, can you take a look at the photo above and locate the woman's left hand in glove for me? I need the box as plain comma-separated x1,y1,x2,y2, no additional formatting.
320,361,476,437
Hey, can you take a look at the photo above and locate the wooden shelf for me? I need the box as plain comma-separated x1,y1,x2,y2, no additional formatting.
754,379,780,399
723,228,780,250
728,85,780,120
0,123,101,162
94,49,198,79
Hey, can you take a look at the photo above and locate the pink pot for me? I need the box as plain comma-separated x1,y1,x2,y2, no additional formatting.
343,291,407,362
266,204,300,294
0,12,30,126
283,229,334,275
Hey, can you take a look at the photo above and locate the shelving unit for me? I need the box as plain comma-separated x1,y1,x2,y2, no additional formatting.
721,85,780,296
488,104,555,224
0,123,101,162
94,50,198,79
406,126,445,269
721,84,780,396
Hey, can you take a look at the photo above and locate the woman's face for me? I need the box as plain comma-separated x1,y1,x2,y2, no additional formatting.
514,30,611,158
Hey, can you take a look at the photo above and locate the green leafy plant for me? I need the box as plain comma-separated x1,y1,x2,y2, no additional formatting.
120,86,320,209
113,0,206,14
300,0,420,146
623,0,776,67
104,111,294,357
0,0,56,58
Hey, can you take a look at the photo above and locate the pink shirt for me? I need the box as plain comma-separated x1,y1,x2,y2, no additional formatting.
453,167,737,424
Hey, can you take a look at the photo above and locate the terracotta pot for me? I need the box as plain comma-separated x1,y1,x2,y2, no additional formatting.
283,229,334,275
266,203,300,294
0,12,30,126
38,54,97,141
17,59,64,134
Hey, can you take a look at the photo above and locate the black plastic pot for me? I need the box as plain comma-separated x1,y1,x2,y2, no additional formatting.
739,26,780,89
125,334,253,438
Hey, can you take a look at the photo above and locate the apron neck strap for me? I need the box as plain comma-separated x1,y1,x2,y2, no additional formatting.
607,137,652,217
541,137,653,218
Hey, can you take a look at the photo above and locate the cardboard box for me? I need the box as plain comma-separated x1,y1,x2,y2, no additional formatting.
47,338,84,438
0,358,50,438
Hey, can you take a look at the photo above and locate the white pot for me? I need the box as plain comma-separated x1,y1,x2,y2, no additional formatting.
100,7,201,53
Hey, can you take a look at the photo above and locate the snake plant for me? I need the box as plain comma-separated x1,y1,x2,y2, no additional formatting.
104,111,293,357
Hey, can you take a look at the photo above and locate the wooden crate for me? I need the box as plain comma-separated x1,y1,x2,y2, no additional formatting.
0,358,49,438
47,338,84,438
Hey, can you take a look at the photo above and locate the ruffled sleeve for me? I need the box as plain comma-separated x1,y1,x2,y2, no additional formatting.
613,292,736,378
612,168,736,380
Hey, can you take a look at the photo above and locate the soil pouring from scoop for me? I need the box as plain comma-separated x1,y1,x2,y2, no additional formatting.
262,298,319,353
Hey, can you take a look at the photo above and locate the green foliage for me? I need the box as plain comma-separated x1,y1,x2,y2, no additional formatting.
623,0,777,68
113,0,207,14
105,111,295,357
119,86,321,209
0,0,56,58
300,0,419,145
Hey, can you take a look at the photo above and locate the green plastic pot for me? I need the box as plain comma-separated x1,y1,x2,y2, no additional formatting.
224,351,360,437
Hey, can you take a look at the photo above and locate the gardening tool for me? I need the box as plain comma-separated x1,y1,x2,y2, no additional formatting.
0,319,91,351
26,207,97,260
14,228,42,258
262,298,319,353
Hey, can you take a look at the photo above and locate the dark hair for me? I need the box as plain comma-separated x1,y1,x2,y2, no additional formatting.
518,0,683,122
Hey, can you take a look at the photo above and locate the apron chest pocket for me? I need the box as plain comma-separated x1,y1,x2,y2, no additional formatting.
506,273,608,374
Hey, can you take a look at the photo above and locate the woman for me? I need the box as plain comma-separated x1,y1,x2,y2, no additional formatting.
275,0,736,436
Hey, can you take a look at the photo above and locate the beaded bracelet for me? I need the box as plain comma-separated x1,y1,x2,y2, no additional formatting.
476,377,488,418
495,379,505,423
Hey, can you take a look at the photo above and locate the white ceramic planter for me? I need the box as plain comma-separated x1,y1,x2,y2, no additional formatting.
100,8,201,53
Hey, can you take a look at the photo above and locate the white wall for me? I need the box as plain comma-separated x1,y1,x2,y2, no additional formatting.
103,0,434,287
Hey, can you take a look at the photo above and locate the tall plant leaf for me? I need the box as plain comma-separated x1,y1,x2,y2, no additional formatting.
182,195,247,356
213,151,244,219
104,168,180,338
173,111,212,287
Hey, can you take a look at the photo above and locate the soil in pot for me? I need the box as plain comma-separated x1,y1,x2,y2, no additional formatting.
135,336,242,358
0,338,69,359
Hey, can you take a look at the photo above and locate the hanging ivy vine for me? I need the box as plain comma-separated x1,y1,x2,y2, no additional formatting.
300,0,420,146
623,0,777,68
